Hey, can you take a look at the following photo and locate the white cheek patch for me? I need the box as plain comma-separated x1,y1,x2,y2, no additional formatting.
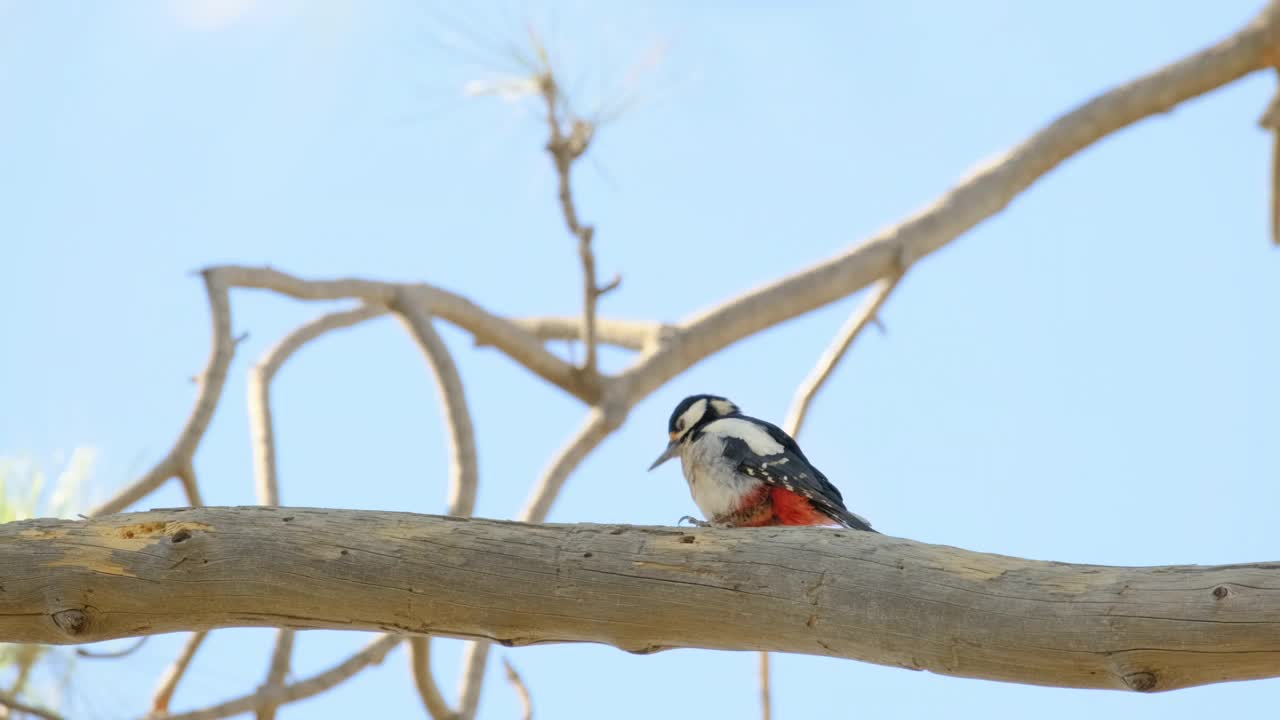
703,418,784,455
676,399,707,436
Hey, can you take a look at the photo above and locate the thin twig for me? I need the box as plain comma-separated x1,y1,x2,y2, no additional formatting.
534,40,606,378
0,694,62,720
783,271,906,438
151,631,208,715
76,636,147,659
408,638,456,720
160,634,401,720
502,657,533,720
1260,71,1280,245
255,631,294,720
759,651,771,720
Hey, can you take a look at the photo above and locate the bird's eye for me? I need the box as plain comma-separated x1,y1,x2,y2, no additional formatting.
676,420,685,432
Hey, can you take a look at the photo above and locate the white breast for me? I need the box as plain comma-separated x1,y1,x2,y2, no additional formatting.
679,431,762,519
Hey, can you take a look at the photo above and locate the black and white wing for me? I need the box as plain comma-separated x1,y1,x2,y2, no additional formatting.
712,416,876,532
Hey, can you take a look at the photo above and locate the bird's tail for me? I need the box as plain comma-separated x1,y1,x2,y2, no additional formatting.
835,509,878,533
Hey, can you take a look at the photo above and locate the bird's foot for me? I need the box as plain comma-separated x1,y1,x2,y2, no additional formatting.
677,515,711,528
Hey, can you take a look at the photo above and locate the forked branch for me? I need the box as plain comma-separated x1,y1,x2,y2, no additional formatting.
161,634,401,720
48,5,1280,718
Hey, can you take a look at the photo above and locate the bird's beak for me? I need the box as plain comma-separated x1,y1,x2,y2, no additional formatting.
648,437,679,471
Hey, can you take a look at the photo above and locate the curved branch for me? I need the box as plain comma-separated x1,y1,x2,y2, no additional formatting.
408,638,456,720
91,272,234,516
394,294,488,719
783,271,905,437
616,3,1280,404
151,631,208,714
393,294,479,518
210,266,596,403
248,305,387,506
518,407,624,524
76,636,148,659
502,657,533,720
159,634,400,720
454,641,488,720
8,508,1279,694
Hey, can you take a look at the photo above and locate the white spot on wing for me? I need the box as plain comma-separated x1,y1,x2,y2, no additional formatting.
703,418,785,456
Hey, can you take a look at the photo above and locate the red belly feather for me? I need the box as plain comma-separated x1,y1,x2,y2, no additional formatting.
726,486,834,527
768,486,834,526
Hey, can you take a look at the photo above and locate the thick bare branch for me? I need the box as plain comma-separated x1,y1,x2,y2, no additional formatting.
508,316,669,351
783,272,905,437
160,634,400,720
91,272,234,515
616,3,1280,405
8,508,1280,694
408,638,456,720
502,657,533,720
151,631,208,715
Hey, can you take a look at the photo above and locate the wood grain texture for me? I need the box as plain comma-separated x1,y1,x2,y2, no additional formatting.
2,507,1277,693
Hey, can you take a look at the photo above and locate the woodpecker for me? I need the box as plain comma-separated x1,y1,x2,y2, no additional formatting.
648,394,875,531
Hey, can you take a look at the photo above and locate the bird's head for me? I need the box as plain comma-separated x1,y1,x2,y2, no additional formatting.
647,394,740,470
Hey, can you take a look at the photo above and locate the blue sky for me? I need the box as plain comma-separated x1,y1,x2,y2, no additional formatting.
2,1,1278,718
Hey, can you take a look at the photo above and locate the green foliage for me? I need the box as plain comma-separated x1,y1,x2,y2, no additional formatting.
0,448,96,715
